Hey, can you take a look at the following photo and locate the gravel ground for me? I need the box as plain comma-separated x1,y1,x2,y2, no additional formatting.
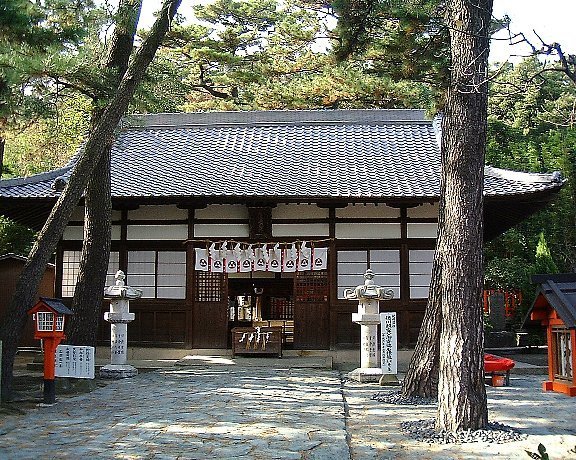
345,374,576,459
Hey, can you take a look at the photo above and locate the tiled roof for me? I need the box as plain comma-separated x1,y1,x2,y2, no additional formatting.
0,109,564,201
530,274,576,329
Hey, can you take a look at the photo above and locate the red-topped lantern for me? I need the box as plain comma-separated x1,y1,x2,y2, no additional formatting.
28,298,73,404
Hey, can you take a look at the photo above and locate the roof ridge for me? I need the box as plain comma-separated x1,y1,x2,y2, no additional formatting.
0,165,73,188
121,109,431,130
122,119,435,131
485,166,564,185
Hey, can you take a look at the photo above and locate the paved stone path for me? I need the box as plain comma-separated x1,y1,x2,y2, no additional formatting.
1,367,349,459
1,366,576,459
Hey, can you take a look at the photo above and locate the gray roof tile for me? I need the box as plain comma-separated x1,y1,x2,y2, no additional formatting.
0,109,563,201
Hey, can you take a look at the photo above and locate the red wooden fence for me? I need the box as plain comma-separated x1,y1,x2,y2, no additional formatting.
483,289,522,318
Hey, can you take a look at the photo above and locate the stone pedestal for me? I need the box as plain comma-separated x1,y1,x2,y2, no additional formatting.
345,270,394,383
100,271,141,379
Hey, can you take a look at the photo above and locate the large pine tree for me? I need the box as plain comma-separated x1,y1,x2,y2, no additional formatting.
0,0,182,402
436,0,493,431
66,0,144,347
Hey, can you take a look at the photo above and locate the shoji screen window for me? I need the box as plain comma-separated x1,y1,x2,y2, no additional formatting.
409,250,435,299
62,250,119,297
127,251,186,299
337,250,400,299
62,250,82,297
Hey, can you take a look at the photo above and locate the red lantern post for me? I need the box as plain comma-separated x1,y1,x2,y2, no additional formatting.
28,298,73,404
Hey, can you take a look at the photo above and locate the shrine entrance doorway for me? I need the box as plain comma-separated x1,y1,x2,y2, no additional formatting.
227,276,294,348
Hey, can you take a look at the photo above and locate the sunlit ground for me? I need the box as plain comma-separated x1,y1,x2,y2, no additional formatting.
0,365,575,459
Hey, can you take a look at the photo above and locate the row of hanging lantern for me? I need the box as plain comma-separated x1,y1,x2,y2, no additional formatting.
194,240,328,273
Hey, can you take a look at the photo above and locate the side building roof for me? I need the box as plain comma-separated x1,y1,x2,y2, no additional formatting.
0,109,564,234
529,274,576,329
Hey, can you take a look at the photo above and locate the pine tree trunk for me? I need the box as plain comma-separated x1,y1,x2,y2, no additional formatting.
0,0,181,402
0,137,4,178
401,254,441,398
66,148,112,346
436,0,493,432
401,129,449,400
67,0,142,347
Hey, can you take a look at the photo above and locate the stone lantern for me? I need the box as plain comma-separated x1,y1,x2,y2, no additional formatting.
100,270,141,379
344,269,394,382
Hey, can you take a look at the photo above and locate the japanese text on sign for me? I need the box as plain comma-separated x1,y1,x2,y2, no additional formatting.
380,312,397,375
55,345,95,379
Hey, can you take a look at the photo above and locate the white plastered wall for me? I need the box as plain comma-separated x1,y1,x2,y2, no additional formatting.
194,223,250,238
195,204,249,220
272,204,328,219
272,224,329,237
406,202,439,218
128,205,188,220
335,223,401,239
336,204,400,218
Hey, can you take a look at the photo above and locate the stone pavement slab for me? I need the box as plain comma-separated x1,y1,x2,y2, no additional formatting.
0,367,349,459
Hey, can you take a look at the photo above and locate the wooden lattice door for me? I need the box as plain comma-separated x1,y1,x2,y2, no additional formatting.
293,271,330,349
192,272,228,348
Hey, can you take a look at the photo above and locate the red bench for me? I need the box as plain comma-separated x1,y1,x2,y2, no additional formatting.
484,354,515,386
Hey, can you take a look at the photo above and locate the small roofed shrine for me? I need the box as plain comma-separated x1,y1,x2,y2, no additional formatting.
529,274,576,396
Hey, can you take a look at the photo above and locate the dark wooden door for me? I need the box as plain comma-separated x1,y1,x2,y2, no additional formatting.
192,272,228,348
293,271,330,349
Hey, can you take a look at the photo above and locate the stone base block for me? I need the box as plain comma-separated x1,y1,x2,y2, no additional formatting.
347,367,383,383
378,374,400,386
100,364,138,379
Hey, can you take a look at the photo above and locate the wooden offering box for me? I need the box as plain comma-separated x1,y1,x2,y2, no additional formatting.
232,326,282,358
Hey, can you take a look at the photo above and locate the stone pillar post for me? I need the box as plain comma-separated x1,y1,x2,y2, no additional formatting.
100,271,141,379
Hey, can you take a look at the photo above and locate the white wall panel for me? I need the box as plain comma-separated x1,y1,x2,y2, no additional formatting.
63,225,121,240
407,223,438,238
335,223,401,239
407,202,439,218
128,224,188,240
336,204,400,218
195,204,249,220
129,205,187,220
272,204,328,219
194,223,249,238
69,207,121,222
272,223,329,237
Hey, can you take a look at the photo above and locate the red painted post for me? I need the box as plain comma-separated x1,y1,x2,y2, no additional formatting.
42,337,62,404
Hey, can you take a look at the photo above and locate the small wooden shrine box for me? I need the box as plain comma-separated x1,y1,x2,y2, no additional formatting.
231,326,282,358
530,274,576,397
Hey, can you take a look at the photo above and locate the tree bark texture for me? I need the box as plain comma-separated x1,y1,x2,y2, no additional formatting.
436,0,493,432
66,147,112,346
401,250,442,398
401,185,447,399
67,0,142,347
107,0,144,78
0,0,182,401
0,137,4,178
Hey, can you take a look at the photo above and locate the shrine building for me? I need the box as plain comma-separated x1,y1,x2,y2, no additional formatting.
0,109,564,350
